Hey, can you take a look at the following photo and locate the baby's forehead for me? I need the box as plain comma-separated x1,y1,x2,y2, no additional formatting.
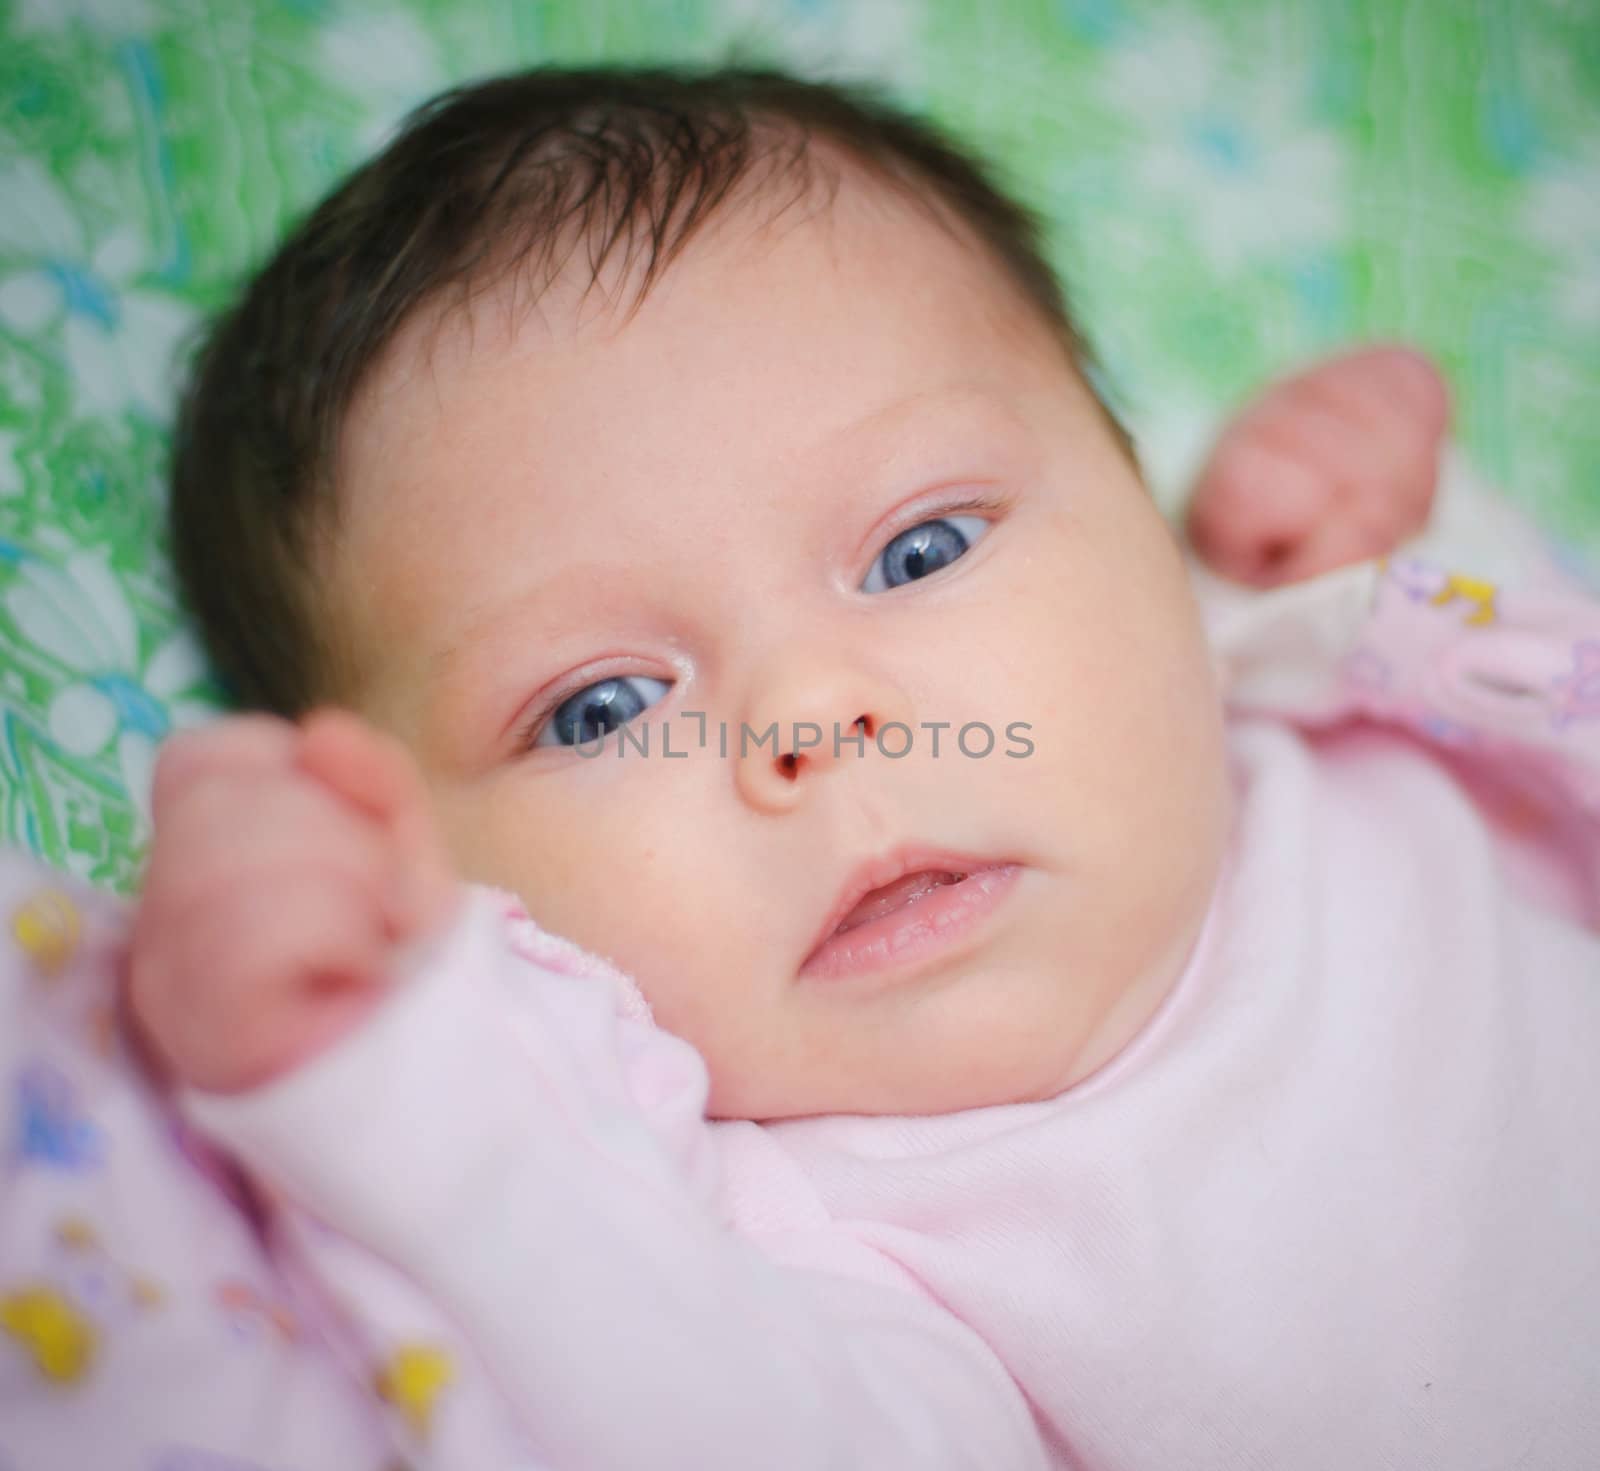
330,156,1089,627
362,152,1043,413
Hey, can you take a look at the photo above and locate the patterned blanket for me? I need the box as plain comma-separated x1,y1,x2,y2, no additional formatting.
1,0,1595,891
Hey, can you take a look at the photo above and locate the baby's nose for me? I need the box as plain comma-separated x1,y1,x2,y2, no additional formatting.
773,711,877,777
734,664,914,811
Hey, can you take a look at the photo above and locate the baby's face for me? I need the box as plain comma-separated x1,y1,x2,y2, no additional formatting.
330,165,1232,1119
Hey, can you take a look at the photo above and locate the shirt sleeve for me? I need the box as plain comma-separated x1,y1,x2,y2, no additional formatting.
179,885,1051,1471
1196,554,1600,820
1193,538,1600,935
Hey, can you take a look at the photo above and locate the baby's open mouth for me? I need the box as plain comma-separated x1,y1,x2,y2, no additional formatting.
828,870,967,937
800,856,1022,984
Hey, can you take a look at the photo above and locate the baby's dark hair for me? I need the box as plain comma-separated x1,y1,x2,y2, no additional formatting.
167,62,1130,716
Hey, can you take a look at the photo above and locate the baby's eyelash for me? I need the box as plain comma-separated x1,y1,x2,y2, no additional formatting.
514,680,598,752
900,489,1009,527
516,671,673,753
512,702,553,753
868,488,1010,565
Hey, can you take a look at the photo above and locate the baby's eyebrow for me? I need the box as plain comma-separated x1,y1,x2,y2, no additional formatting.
831,388,1032,475
429,562,622,682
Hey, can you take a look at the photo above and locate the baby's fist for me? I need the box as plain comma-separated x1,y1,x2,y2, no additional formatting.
127,710,459,1094
1186,345,1449,587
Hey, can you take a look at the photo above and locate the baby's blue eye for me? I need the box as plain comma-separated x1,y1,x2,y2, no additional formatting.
533,675,671,749
862,514,990,593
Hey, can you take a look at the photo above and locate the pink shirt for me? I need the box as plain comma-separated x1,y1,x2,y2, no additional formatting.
182,555,1600,1469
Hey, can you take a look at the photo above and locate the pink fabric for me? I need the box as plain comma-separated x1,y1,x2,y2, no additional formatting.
1347,556,1600,926
4,552,1598,1468
0,848,395,1469
1207,552,1600,926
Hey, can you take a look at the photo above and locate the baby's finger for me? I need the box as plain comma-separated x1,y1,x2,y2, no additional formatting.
1269,515,1390,586
150,715,300,819
297,708,459,939
1187,440,1332,586
1277,377,1423,502
145,773,397,918
1334,345,1451,439
166,866,391,1093
295,708,418,822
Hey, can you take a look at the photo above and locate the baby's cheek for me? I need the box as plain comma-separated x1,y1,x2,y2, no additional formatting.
1064,560,1227,867
426,783,604,936
442,768,754,996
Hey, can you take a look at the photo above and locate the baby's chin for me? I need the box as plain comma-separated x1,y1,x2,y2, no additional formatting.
705,914,1222,1124
701,758,1232,1123
705,1017,1134,1120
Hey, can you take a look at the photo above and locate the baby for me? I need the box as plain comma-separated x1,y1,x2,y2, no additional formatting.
3,62,1598,1471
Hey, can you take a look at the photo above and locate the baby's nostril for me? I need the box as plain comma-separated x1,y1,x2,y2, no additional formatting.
777,719,871,778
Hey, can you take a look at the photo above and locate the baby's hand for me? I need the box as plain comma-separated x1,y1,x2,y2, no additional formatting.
126,709,460,1094
1186,344,1450,588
